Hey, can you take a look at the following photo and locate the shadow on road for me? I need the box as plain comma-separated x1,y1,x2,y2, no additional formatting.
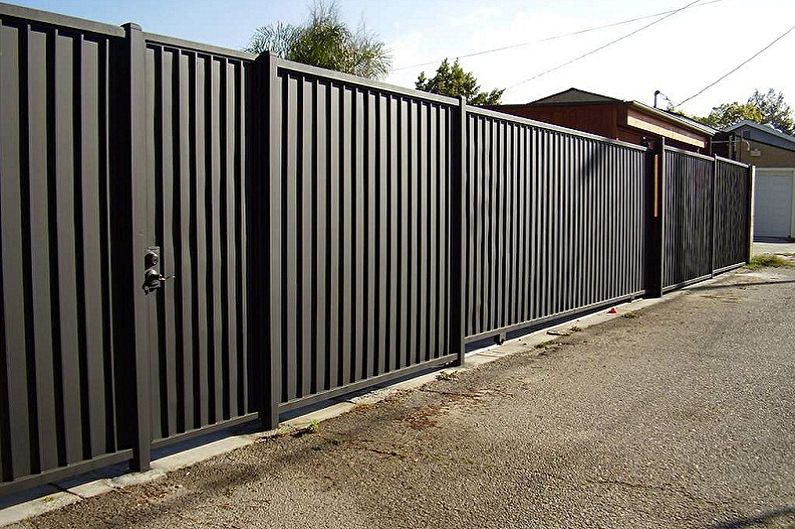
686,280,795,292
704,507,795,529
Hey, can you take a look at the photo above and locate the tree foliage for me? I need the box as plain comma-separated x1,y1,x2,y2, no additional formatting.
700,89,794,134
415,59,504,105
246,1,391,80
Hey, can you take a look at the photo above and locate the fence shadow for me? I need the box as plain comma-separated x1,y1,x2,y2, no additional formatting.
703,507,795,529
686,280,795,292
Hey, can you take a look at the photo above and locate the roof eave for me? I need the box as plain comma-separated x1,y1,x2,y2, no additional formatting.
628,101,717,136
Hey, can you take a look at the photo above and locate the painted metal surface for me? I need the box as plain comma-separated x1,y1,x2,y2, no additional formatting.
267,58,456,411
0,12,131,486
714,158,752,268
463,108,648,341
663,147,714,289
142,37,256,445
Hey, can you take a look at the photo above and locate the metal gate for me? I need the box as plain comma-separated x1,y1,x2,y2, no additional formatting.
141,31,259,450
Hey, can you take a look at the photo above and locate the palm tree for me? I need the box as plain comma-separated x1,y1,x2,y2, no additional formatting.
246,1,392,80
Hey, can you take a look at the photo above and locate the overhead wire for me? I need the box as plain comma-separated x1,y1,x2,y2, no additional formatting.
393,0,724,72
505,0,702,90
675,22,795,107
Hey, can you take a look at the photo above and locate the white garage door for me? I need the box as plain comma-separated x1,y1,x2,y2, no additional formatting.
754,170,794,239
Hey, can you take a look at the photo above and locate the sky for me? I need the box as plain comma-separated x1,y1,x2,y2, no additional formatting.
13,0,795,116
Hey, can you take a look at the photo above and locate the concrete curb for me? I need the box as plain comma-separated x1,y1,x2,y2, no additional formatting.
0,271,739,527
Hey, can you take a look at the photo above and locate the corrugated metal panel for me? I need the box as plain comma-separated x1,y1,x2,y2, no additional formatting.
663,148,714,289
714,159,750,270
144,39,254,443
0,17,125,482
463,108,647,341
269,60,455,408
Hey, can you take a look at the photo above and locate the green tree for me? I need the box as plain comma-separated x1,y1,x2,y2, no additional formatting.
700,89,794,134
246,1,391,80
415,59,504,105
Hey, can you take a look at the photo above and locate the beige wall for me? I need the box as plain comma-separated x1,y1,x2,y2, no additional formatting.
736,139,795,167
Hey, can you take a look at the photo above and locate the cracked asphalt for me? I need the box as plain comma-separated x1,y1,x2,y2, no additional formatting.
14,266,795,529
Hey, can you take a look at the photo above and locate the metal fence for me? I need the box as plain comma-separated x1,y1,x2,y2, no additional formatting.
663,147,715,290
142,33,258,448
262,58,458,421
463,107,648,342
0,4,753,498
0,8,135,491
661,146,752,291
714,157,752,272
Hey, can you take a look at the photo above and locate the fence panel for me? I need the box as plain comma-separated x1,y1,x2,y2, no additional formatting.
0,10,135,490
714,158,750,271
663,148,714,290
268,59,458,412
142,35,259,446
463,108,648,341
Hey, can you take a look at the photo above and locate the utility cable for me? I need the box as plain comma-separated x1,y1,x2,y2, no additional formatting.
505,0,702,91
393,0,723,72
676,22,795,107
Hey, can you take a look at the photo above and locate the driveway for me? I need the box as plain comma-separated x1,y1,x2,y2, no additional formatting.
753,240,795,256
13,268,795,529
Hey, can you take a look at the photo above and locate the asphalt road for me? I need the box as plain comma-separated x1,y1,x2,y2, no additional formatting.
15,267,795,529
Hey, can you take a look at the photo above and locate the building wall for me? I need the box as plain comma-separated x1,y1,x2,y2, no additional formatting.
490,103,619,140
488,103,710,153
735,138,795,167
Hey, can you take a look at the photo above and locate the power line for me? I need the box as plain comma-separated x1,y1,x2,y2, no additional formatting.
393,0,724,72
505,0,702,90
675,22,795,107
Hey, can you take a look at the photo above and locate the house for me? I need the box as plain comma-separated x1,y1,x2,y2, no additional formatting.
714,120,795,240
486,88,717,154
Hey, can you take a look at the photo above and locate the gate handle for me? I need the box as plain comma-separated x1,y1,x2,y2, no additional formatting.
143,269,176,294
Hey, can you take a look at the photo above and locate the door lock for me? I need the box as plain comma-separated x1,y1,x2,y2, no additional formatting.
143,246,176,294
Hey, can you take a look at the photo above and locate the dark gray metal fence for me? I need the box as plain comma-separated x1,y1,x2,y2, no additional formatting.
663,147,715,290
714,157,752,272
463,107,648,342
262,58,458,421
661,147,752,291
0,3,753,499
142,33,259,447
0,6,144,492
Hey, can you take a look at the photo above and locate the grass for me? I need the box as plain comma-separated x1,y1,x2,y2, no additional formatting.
746,254,795,271
622,311,639,319
534,340,558,350
436,371,458,381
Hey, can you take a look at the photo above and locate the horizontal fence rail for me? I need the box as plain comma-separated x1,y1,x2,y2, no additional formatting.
463,108,648,341
0,3,754,498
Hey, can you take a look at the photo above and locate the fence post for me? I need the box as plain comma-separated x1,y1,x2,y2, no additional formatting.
115,22,151,472
711,155,718,275
450,97,466,366
646,137,665,297
747,165,755,263
258,52,281,430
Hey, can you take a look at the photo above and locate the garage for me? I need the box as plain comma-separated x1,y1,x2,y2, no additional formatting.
754,168,795,240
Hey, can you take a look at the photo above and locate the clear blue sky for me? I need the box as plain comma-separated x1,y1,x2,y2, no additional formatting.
12,0,795,116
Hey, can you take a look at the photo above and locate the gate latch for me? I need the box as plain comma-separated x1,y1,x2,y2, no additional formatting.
143,246,176,294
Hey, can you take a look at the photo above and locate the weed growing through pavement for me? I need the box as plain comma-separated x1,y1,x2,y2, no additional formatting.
746,254,795,270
